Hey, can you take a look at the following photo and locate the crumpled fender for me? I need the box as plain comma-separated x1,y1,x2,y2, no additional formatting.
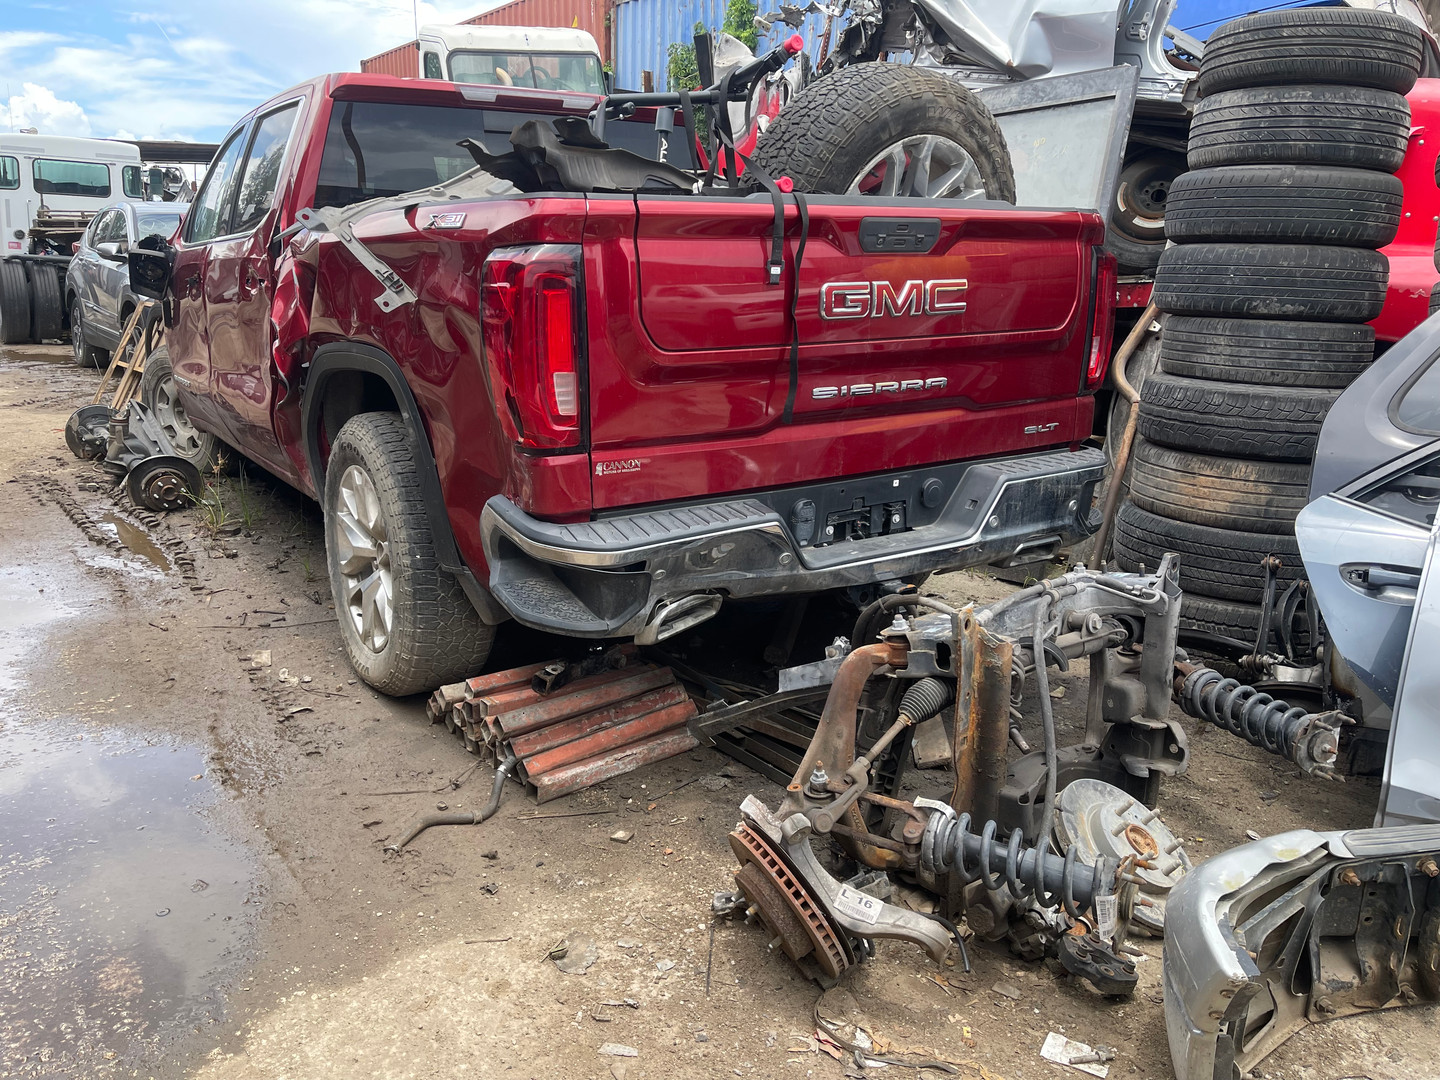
270,232,319,487
1164,824,1440,1080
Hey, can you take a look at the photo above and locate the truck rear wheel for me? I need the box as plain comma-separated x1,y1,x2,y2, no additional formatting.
324,412,494,696
0,261,32,345
27,264,63,343
751,64,1015,203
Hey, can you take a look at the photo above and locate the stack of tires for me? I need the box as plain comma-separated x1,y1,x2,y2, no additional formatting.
0,260,64,346
1112,8,1425,649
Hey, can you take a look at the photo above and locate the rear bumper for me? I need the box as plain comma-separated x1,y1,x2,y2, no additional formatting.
479,446,1105,640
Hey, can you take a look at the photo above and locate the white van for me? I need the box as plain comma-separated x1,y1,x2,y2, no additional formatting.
415,24,607,94
0,134,143,345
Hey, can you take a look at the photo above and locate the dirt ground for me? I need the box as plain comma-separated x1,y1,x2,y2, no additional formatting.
0,343,1434,1080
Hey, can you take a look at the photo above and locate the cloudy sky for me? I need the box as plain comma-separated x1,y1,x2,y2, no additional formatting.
2,1,502,143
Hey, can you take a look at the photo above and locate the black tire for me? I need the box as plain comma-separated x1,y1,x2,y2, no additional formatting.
1128,438,1309,535
324,412,494,696
1181,594,1313,654
1112,501,1304,604
1197,8,1423,97
1138,372,1337,462
1431,282,1440,318
1159,316,1373,389
140,345,223,473
70,298,108,368
1187,86,1410,172
26,263,63,343
0,261,30,345
1152,244,1388,323
1107,148,1187,273
751,63,1015,203
1164,165,1402,248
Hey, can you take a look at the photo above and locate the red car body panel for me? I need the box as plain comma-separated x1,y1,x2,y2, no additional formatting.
1374,77,1440,344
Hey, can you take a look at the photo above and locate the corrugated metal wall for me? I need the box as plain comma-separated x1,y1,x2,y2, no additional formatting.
612,0,839,91
361,41,418,78
360,0,616,75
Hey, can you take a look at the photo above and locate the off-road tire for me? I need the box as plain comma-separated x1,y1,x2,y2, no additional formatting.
0,261,31,345
751,63,1016,202
1187,86,1410,172
70,298,108,367
1181,593,1313,654
1159,316,1373,389
1152,244,1388,322
1196,8,1423,97
324,412,493,696
1127,438,1309,534
1113,501,1304,604
140,346,223,472
1164,165,1402,247
1138,372,1338,462
27,263,63,343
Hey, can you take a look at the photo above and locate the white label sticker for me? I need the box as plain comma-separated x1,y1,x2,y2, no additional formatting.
833,885,882,925
1094,893,1117,939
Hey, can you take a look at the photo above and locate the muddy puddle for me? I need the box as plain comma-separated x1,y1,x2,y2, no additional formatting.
98,512,171,572
0,570,256,1075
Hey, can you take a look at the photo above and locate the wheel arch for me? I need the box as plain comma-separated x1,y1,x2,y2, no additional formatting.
303,341,508,624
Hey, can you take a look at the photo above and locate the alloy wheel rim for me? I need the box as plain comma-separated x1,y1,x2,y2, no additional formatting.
847,134,986,200
335,464,393,654
153,373,203,457
71,307,84,364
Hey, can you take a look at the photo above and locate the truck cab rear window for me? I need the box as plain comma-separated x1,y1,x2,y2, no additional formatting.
314,99,691,209
32,158,110,198
0,156,17,190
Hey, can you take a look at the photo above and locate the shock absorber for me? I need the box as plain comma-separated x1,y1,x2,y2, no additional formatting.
1174,664,1344,777
920,811,1114,921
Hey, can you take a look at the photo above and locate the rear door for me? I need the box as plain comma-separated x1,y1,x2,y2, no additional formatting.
583,195,1102,509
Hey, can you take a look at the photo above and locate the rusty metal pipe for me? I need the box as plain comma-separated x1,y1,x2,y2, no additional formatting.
1092,302,1160,565
972,629,1014,826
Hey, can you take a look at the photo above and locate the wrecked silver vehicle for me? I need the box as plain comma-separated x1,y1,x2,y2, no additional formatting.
1162,303,1440,1080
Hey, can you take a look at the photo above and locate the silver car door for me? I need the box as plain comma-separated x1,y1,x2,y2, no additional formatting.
1381,518,1440,824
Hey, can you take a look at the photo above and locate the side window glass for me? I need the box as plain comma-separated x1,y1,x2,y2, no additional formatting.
187,127,250,244
122,165,144,199
1395,353,1440,436
232,103,299,234
423,51,443,79
100,211,127,243
0,156,17,190
1356,449,1440,530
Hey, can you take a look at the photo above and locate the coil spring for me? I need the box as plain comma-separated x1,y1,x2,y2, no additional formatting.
920,812,1110,921
1178,667,1311,761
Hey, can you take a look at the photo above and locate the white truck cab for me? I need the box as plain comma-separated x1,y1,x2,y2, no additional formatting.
415,24,607,94
1,133,143,256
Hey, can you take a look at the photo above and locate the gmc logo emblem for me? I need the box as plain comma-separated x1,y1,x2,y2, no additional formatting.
819,278,968,320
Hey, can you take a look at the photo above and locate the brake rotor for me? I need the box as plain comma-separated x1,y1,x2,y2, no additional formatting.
1054,778,1190,935
729,822,851,980
65,404,112,461
124,454,202,512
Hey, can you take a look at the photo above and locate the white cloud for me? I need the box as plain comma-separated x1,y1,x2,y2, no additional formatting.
4,82,90,136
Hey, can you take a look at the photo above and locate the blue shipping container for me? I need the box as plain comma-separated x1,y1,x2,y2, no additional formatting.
612,0,841,91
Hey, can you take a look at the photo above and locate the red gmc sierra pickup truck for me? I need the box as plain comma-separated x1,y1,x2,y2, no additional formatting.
130,55,1116,695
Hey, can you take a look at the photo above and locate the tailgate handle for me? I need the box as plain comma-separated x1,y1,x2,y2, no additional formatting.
859,218,941,254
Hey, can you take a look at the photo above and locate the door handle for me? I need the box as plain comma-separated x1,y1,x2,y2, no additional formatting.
1342,563,1422,604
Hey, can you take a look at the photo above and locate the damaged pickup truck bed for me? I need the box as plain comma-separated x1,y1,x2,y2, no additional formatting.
130,54,1115,694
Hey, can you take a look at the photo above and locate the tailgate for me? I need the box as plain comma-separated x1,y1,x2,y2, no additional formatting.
583,195,1105,510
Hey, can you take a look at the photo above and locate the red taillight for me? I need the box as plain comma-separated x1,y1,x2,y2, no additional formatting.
1085,251,1119,391
481,245,584,450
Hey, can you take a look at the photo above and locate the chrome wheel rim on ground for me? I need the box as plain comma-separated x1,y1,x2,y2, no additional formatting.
152,372,204,458
335,464,393,653
847,135,986,199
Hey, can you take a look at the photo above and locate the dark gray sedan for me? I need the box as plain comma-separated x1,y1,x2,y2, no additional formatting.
65,202,186,367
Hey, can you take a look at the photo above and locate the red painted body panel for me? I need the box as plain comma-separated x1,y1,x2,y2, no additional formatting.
166,71,1109,598
1374,78,1440,344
